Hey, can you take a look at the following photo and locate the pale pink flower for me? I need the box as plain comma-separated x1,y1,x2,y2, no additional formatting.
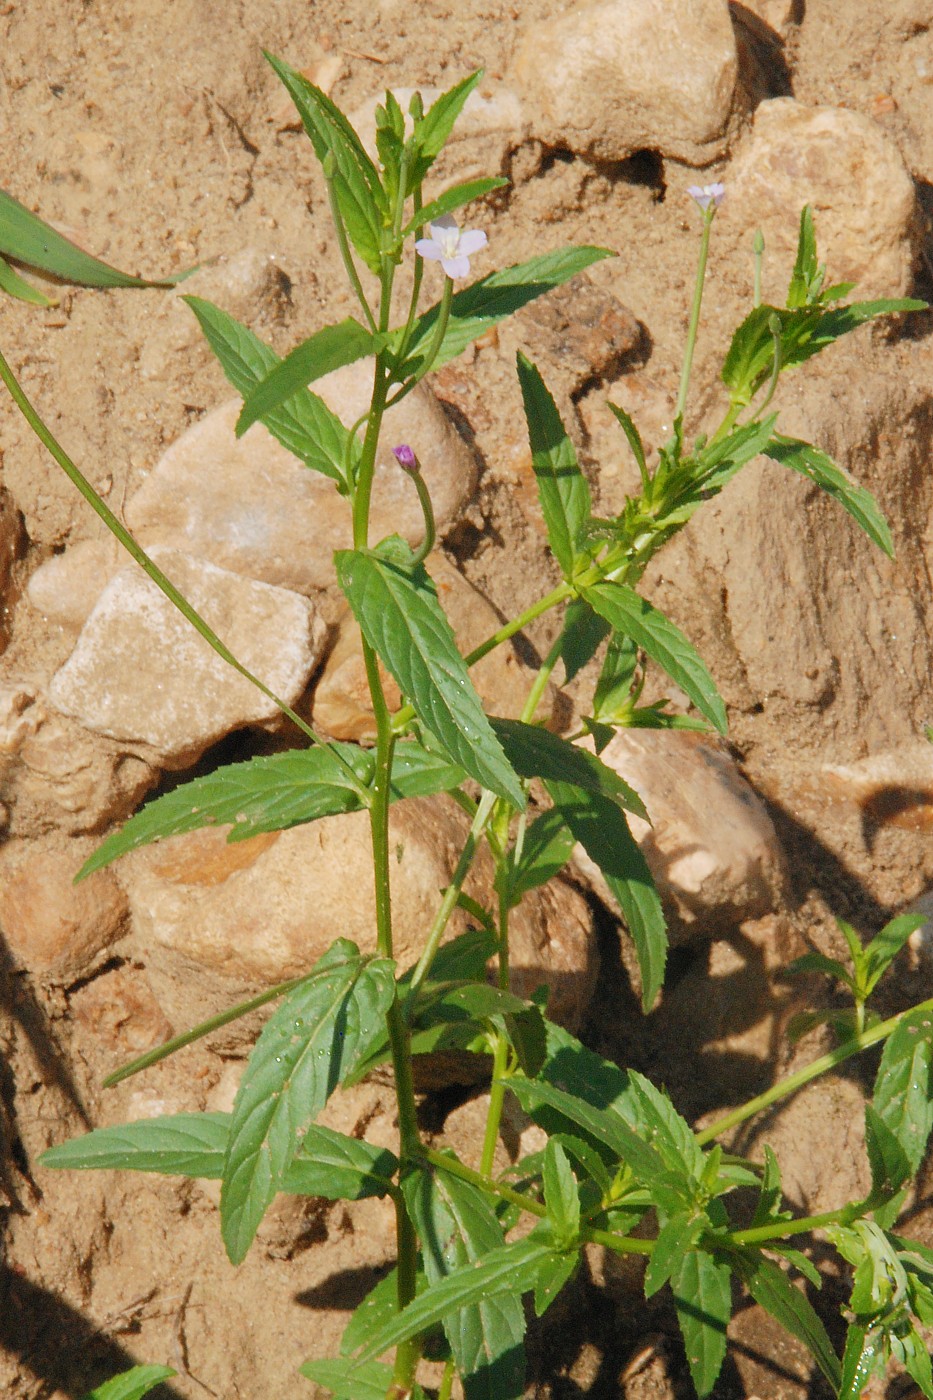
415,214,487,279
687,183,725,212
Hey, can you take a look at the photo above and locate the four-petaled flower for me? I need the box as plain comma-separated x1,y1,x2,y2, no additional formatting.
687,182,725,212
415,214,487,279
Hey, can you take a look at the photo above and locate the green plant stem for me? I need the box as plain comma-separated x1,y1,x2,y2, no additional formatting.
407,790,498,995
0,347,366,777
727,1198,869,1248
697,993,933,1147
423,1147,652,1256
405,465,436,567
480,883,513,1176
386,274,454,407
437,1358,456,1400
391,1189,423,1393
675,204,716,422
521,631,564,726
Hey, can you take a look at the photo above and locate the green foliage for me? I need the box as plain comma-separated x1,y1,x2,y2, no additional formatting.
78,1367,177,1400
16,60,933,1400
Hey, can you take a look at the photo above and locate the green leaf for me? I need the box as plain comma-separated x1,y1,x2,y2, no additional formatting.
410,72,485,184
185,295,357,488
625,1071,704,1178
898,1326,933,1399
299,1359,400,1400
79,1367,177,1400
693,414,778,496
505,1075,667,1185
864,1103,911,1203
863,913,925,992
0,187,182,290
787,206,823,309
645,1211,703,1298
873,1006,933,1174
220,940,395,1263
516,353,591,578
542,1140,581,1248
533,1249,579,1317
672,1248,732,1398
784,951,854,988
503,809,575,909
764,435,894,558
750,1146,789,1229
592,635,639,724
0,250,53,305
734,1252,841,1391
546,778,666,1012
41,1113,397,1200
607,401,648,484
340,1265,426,1357
236,318,380,435
79,738,467,877
492,718,648,820
404,1164,527,1400
264,52,385,274
559,598,610,683
584,581,727,734
350,1235,553,1366
838,1321,884,1400
404,177,508,237
336,548,524,807
398,246,615,376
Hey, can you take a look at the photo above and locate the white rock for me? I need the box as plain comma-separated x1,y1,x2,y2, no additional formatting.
120,795,597,1036
48,548,326,764
511,0,738,164
573,731,787,939
27,537,124,631
723,99,919,298
125,365,478,596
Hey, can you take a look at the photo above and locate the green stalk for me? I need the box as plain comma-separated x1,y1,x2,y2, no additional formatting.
480,878,513,1177
386,274,454,408
727,1198,869,1248
697,993,933,1147
325,167,378,334
674,201,718,423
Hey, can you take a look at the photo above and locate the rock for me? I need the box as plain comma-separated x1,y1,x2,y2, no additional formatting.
513,274,645,401
27,536,123,632
818,744,933,831
48,549,326,765
572,731,787,940
68,965,174,1055
0,835,128,979
0,683,155,835
125,366,478,597
313,551,550,741
722,99,919,298
511,0,737,165
119,794,597,1037
734,0,801,32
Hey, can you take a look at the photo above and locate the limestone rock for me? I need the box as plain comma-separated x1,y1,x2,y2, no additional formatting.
0,683,155,835
573,731,787,940
68,964,174,1055
48,549,325,765
27,537,123,632
723,99,919,298
511,0,737,165
125,367,477,596
313,551,548,741
120,794,596,1037
0,835,128,979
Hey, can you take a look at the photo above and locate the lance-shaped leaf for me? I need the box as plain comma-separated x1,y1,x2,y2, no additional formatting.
671,1247,732,1398
0,187,183,291
864,1103,911,1203
236,318,382,435
403,176,508,237
336,548,524,807
79,738,466,878
299,1360,428,1400
502,808,576,909
404,1164,527,1400
0,250,54,305
732,1252,841,1392
645,1211,704,1298
40,1114,398,1201
221,940,396,1263
873,1006,933,1174
409,71,485,187
79,1366,178,1400
491,717,647,819
516,353,591,579
559,598,610,683
506,1075,667,1185
546,778,666,1011
397,245,614,376
584,581,727,734
764,435,894,558
349,1235,554,1366
185,295,357,488
265,52,385,274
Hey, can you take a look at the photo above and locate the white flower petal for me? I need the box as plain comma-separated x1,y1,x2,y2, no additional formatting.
440,254,471,280
415,238,444,261
457,229,488,257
